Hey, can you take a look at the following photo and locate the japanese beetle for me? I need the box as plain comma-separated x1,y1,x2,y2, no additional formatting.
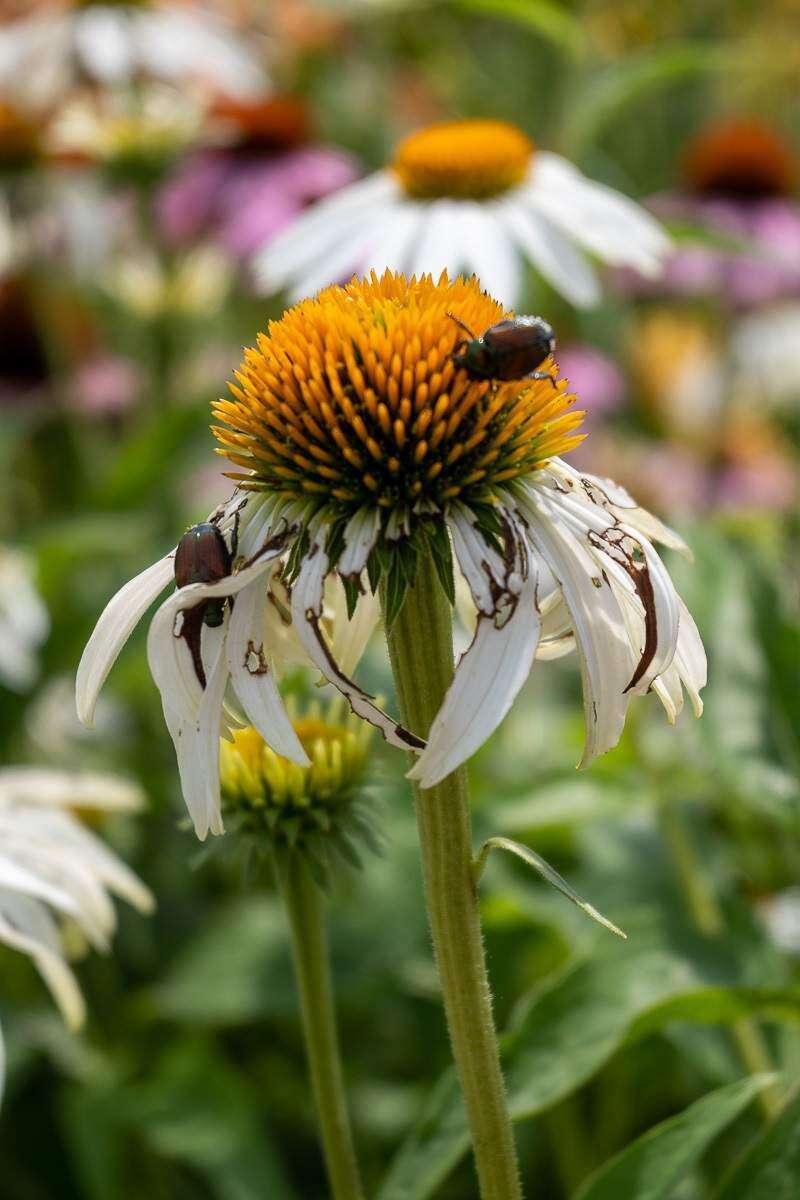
449,314,557,386
174,522,233,687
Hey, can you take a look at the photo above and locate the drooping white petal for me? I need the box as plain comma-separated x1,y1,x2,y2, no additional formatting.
160,632,228,841
225,576,309,765
0,853,78,919
409,557,541,788
653,598,706,721
0,767,144,813
290,540,424,752
147,542,287,726
0,889,85,1029
498,196,600,308
76,552,175,728
517,486,634,765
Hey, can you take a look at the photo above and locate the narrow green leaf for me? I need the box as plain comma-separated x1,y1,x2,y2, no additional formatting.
378,950,800,1200
714,1088,800,1200
562,44,731,153
473,836,626,939
575,1075,777,1200
455,0,585,56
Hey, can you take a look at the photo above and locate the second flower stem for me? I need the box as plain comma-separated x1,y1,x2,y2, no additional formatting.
278,854,366,1200
384,552,523,1200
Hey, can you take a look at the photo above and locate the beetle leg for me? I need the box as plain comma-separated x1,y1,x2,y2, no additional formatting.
230,508,240,561
447,312,478,341
528,370,559,392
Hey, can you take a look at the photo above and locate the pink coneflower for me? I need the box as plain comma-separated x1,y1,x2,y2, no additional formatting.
157,94,358,264
621,118,800,309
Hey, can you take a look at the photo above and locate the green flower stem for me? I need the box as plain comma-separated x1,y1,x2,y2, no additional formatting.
658,800,782,1119
277,854,366,1200
384,552,524,1200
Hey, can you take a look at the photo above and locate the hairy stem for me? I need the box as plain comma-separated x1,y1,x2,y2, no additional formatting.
384,552,524,1200
278,855,366,1200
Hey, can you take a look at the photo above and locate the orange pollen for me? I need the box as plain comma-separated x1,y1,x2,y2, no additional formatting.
213,271,584,511
391,119,534,200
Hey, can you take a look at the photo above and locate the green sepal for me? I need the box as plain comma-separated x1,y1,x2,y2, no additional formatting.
423,520,456,606
341,574,361,620
329,829,364,870
383,553,410,630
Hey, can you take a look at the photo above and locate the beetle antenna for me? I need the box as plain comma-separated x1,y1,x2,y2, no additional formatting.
446,312,477,340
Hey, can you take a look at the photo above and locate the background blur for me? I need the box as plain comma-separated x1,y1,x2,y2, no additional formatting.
1,2,799,1198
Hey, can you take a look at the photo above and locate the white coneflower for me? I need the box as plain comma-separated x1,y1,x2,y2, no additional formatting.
47,83,203,173
77,272,704,833
256,119,670,307
0,3,265,109
0,766,153,1094
0,546,49,693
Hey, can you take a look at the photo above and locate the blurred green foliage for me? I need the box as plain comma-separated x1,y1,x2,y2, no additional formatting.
2,0,800,1197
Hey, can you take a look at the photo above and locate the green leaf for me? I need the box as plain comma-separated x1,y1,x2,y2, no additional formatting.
131,1042,294,1200
151,896,295,1025
454,0,585,56
473,836,626,939
377,949,800,1200
561,44,731,153
714,1088,800,1200
575,1075,777,1200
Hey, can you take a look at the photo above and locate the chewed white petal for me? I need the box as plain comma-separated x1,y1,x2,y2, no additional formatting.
409,564,541,787
616,522,680,694
226,577,309,765
161,638,228,841
338,508,382,579
654,597,706,721
0,889,85,1029
560,464,692,558
76,552,175,728
499,197,600,308
518,486,633,765
148,540,287,723
448,503,514,616
291,541,424,753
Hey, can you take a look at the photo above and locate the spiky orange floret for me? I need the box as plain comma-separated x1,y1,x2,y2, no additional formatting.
392,119,533,200
213,272,584,511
